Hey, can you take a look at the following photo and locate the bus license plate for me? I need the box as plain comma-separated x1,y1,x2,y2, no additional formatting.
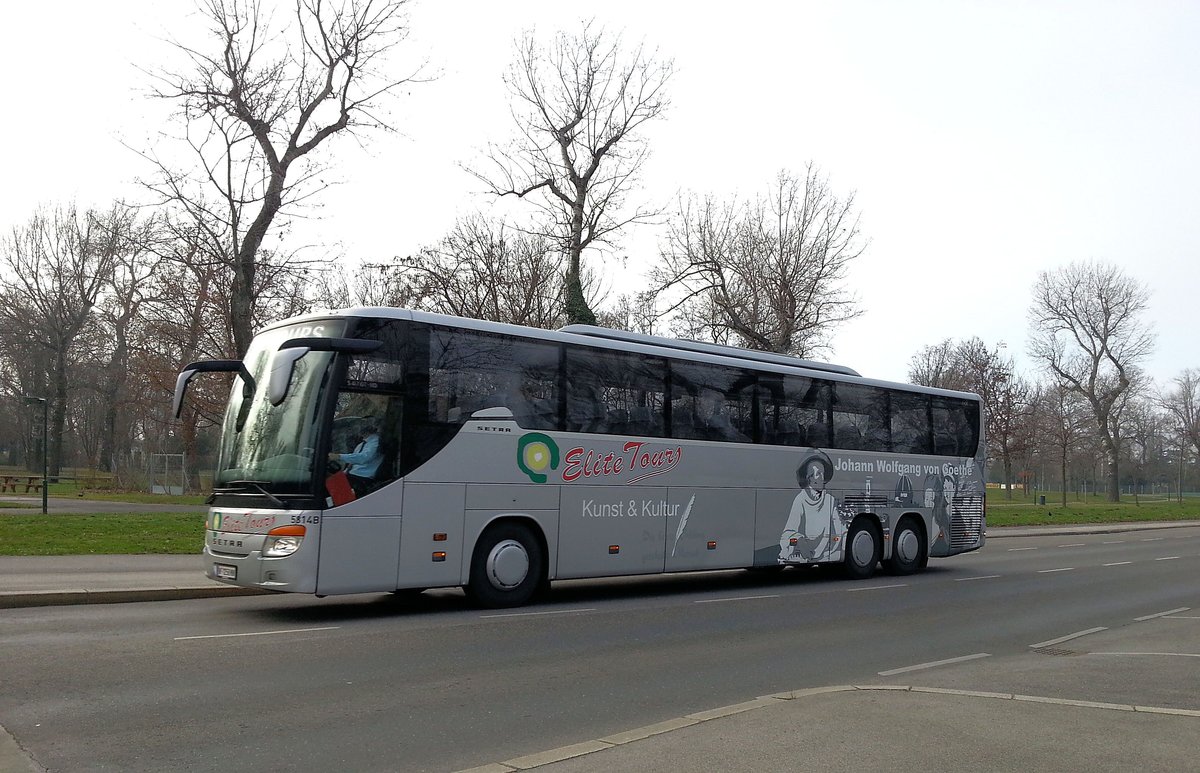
214,564,237,580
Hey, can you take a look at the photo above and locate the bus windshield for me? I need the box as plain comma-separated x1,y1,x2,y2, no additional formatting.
213,321,345,493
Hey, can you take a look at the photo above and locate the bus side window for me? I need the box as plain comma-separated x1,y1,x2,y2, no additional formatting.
565,345,666,438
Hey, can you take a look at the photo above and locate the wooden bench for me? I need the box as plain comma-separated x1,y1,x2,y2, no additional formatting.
1,475,41,494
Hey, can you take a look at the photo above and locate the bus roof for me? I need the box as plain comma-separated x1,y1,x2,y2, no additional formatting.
262,307,982,403
559,324,861,377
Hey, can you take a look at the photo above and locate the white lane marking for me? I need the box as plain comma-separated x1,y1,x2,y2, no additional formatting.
878,652,988,676
1134,607,1190,622
481,608,597,619
1008,547,1037,552
1103,562,1132,567
693,594,781,604
175,626,340,641
1102,540,1125,544
1058,543,1086,548
1155,556,1181,561
1031,627,1108,649
846,584,908,592
955,575,1001,582
1093,652,1200,659
878,653,991,676
1038,568,1074,573
1142,538,1165,542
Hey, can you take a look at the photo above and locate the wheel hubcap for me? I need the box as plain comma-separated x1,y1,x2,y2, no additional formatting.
851,530,875,566
486,539,529,589
896,529,920,564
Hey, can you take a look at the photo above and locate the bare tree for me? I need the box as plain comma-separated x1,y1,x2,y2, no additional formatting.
597,291,658,334
92,211,165,472
1028,261,1154,502
908,339,972,391
0,204,125,476
653,167,864,357
472,21,673,325
144,0,419,355
403,216,568,328
1036,379,1091,506
911,336,1033,496
1160,368,1200,459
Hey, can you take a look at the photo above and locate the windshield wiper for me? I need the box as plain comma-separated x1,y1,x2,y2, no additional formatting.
225,480,286,507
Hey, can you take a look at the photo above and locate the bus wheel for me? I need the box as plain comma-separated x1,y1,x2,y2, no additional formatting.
843,519,881,580
467,522,544,608
884,519,924,576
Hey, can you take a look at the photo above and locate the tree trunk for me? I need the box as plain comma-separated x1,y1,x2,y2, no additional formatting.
50,353,68,480
1060,451,1068,507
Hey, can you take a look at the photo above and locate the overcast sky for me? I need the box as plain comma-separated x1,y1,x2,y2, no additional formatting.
3,0,1197,388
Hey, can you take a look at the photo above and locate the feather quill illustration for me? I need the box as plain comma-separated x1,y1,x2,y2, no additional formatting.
671,494,696,557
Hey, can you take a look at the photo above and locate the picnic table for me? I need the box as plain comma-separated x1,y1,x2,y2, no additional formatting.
1,475,43,494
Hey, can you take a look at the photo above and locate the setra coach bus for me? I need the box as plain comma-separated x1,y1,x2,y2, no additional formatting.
174,308,985,607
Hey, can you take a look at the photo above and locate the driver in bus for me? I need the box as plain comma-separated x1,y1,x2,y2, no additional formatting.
329,422,383,495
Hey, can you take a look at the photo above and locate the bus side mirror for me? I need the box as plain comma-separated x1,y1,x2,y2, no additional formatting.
173,360,254,419
268,348,310,406
270,337,384,406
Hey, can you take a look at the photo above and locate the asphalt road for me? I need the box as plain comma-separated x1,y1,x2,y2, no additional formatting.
2,525,1198,772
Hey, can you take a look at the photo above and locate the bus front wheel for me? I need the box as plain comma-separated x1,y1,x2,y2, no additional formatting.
467,522,545,608
843,519,881,580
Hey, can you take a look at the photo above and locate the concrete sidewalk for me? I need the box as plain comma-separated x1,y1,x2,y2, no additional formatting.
457,684,1200,773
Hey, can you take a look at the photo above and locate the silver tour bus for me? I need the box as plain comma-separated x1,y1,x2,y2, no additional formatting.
174,308,986,608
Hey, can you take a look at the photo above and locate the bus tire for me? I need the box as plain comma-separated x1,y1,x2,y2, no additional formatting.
843,518,881,580
467,522,544,608
884,518,924,576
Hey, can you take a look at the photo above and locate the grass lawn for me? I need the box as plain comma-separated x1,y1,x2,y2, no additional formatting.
0,513,204,555
0,490,1197,556
986,490,1200,527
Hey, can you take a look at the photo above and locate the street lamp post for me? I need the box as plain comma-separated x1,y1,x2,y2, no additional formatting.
23,396,48,515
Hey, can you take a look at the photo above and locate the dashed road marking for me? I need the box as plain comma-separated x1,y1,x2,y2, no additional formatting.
693,594,780,604
1031,627,1107,649
1038,568,1074,573
878,652,991,676
846,584,908,592
1103,562,1132,567
481,608,597,619
1134,607,1190,622
174,626,340,641
955,575,1001,582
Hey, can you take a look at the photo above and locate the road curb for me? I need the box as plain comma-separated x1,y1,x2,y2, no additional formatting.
454,684,1200,772
985,520,1200,538
0,586,269,609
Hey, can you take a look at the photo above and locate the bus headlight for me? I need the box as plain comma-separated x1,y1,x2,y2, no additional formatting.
263,525,306,557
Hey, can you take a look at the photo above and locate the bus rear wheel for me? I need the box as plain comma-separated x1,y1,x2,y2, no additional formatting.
467,522,544,608
884,518,924,576
843,518,881,580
